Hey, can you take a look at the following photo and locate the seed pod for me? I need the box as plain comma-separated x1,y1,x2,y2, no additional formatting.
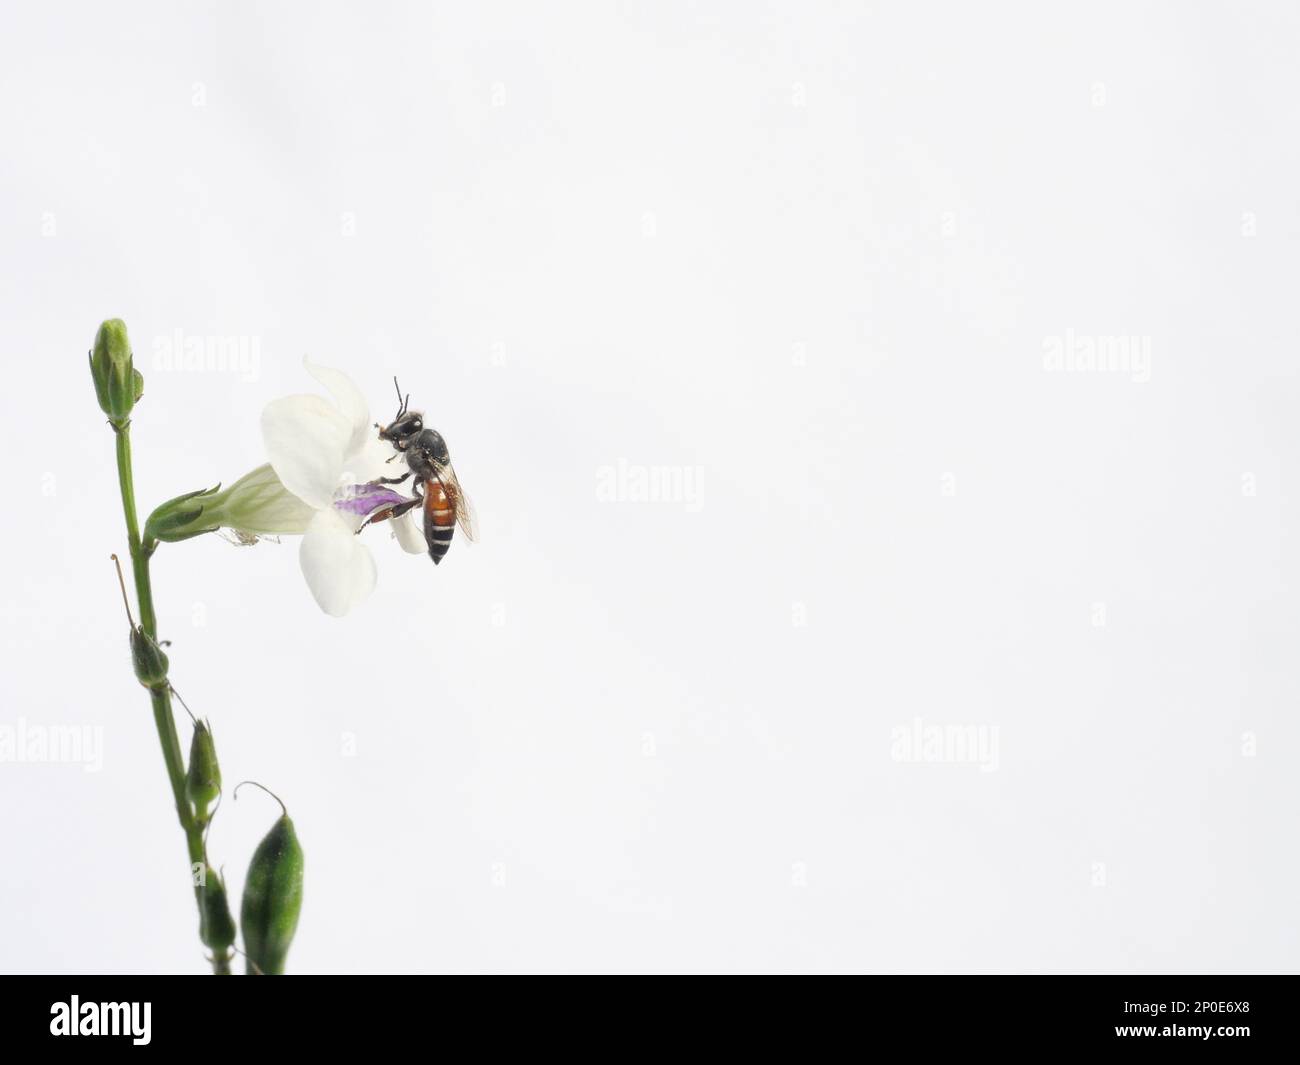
196,865,237,953
186,720,221,820
113,555,169,689
237,783,304,975
129,627,170,689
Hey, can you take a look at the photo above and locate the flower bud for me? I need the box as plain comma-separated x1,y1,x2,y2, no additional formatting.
186,720,221,821
237,783,304,976
145,465,313,544
89,319,143,428
196,865,237,953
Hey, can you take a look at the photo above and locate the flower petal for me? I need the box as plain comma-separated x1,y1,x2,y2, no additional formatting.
393,507,428,554
341,432,404,487
299,509,377,616
261,394,351,509
304,357,371,459
334,483,409,520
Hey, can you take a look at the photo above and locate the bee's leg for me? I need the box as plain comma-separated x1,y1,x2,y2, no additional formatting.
355,494,422,535
368,471,413,486
355,508,391,534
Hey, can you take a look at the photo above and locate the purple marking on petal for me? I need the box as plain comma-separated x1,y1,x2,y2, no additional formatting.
333,484,409,517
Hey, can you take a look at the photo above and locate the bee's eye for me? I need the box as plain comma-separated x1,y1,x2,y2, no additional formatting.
411,418,422,431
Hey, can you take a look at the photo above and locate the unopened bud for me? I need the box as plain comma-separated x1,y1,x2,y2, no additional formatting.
89,319,142,428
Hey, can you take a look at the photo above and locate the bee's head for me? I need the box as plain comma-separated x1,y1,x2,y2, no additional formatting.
375,377,424,446
378,409,423,445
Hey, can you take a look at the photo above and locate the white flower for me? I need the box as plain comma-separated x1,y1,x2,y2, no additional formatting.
260,358,426,616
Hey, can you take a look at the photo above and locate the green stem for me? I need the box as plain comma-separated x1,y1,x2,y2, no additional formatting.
113,423,231,975
114,429,156,631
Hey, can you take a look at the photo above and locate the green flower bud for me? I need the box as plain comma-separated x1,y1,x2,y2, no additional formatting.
89,319,141,428
145,465,313,544
186,720,222,821
237,783,304,976
197,865,237,953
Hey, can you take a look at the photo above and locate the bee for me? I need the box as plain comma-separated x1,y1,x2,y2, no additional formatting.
360,379,476,564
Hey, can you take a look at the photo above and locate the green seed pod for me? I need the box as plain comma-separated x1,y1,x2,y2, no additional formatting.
89,318,140,428
186,720,221,820
237,783,304,975
113,555,169,689
130,627,170,689
196,865,237,953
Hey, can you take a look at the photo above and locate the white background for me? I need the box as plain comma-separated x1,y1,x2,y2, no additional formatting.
1,1,1297,974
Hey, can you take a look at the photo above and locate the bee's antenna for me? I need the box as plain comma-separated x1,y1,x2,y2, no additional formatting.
110,554,137,629
392,376,408,418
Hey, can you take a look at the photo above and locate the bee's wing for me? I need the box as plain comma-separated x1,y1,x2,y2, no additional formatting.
436,464,478,542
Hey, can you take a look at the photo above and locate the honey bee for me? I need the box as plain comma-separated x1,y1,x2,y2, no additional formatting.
360,379,476,564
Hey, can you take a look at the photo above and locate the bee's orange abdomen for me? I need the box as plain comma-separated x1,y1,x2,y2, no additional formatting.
423,480,456,563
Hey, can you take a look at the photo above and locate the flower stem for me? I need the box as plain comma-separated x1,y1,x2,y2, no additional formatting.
113,422,230,974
